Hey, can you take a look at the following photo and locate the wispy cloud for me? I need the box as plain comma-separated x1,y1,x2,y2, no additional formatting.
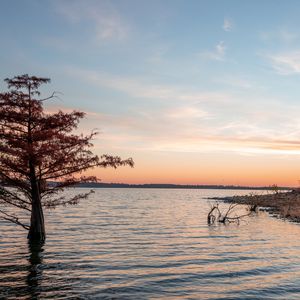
223,18,233,32
166,107,212,119
55,0,129,42
64,66,232,103
91,111,300,155
147,45,170,63
266,51,300,75
55,66,300,157
260,28,298,43
214,76,253,89
199,41,226,61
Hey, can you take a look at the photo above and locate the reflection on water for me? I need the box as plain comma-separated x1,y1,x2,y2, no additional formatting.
26,241,44,299
1,188,300,299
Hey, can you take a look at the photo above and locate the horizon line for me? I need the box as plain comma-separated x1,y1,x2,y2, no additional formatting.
74,182,294,190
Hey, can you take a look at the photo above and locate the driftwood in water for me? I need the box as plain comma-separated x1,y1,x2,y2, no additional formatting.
207,202,253,225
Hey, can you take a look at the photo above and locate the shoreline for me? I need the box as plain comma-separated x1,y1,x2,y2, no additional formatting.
73,182,291,190
211,190,300,222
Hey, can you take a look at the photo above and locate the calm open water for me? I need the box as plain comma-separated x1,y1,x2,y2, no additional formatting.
1,188,300,299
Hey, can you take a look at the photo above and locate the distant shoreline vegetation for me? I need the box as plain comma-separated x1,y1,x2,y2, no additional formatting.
1,181,291,190
70,182,291,190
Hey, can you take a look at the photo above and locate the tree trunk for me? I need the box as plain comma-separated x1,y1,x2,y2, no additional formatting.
28,187,45,241
28,161,45,242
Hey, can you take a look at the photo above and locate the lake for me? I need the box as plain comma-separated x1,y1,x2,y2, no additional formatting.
1,188,300,299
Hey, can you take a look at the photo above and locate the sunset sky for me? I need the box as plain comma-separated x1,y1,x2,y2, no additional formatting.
2,0,300,186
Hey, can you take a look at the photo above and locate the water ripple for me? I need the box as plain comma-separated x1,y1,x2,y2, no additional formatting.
1,188,300,299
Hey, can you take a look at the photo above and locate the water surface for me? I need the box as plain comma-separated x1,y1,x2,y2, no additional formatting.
1,188,300,299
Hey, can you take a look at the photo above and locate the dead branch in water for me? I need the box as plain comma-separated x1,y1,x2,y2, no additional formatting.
207,202,253,225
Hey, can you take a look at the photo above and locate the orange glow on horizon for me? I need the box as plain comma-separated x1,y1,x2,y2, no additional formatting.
84,151,300,187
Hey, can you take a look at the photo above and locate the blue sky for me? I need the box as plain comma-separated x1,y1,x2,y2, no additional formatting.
2,0,300,185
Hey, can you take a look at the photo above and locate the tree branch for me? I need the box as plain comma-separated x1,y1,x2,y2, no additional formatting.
0,209,29,230
38,91,62,102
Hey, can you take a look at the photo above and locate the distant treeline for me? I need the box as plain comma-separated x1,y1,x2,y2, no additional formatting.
72,182,291,190
1,181,291,190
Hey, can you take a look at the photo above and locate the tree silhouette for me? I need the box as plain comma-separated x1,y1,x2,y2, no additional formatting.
0,75,134,241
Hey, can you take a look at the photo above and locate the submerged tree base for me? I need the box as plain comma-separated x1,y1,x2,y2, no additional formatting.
27,231,46,242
